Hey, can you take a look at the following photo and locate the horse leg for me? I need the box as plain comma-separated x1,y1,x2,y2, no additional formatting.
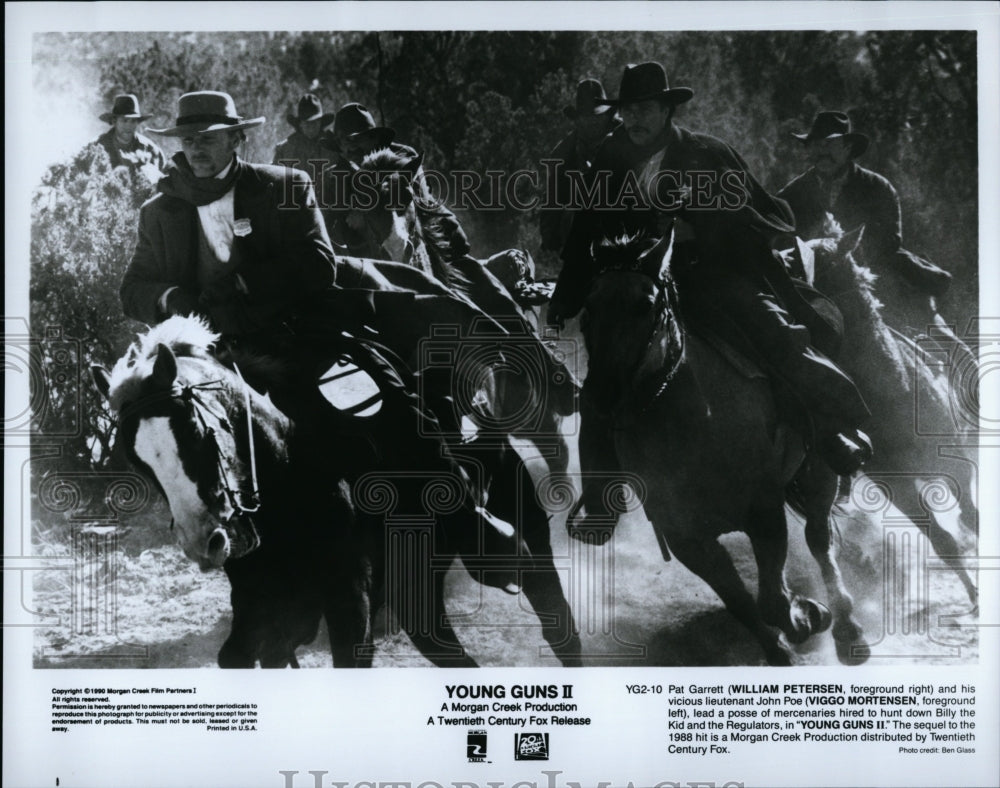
794,459,870,665
325,556,374,668
747,505,832,647
667,532,793,666
898,480,978,607
491,450,582,666
402,566,478,667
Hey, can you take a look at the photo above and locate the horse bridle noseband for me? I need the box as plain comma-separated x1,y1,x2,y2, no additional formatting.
120,364,261,523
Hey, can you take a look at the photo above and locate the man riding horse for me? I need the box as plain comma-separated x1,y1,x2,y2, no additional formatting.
121,91,527,583
547,62,873,529
777,111,962,349
319,102,469,262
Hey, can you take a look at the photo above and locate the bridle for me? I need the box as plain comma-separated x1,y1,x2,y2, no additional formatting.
119,363,261,524
590,253,684,414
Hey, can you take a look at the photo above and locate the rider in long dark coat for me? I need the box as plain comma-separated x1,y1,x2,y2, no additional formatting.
538,79,620,254
272,93,336,182
777,111,954,335
549,63,873,528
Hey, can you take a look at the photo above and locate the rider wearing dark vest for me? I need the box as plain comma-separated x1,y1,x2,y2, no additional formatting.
548,63,873,527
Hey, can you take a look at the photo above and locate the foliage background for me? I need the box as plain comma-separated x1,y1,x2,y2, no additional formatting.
28,30,979,536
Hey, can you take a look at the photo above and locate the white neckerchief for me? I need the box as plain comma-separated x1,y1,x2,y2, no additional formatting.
196,159,236,262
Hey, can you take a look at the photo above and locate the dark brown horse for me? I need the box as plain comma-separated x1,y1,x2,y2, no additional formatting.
809,225,979,606
574,232,870,665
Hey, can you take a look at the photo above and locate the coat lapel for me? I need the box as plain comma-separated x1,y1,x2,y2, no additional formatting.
232,164,273,261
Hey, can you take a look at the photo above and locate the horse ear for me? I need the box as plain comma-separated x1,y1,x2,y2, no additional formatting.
838,224,865,257
151,343,178,389
406,151,424,175
348,160,361,174
637,233,673,278
92,366,112,399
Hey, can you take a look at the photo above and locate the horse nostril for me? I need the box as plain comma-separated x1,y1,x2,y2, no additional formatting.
207,529,229,560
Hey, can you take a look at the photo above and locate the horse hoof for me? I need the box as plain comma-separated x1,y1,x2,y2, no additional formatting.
785,597,832,644
833,621,870,666
764,641,793,666
836,638,871,666
480,570,521,595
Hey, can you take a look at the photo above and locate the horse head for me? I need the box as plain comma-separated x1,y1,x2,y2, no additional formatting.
347,147,425,257
808,219,876,307
93,316,289,570
582,231,677,410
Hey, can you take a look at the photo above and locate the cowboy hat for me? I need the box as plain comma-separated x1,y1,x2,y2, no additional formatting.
286,92,335,130
148,91,265,136
563,79,616,120
792,111,869,157
325,103,395,153
99,94,152,124
598,62,693,107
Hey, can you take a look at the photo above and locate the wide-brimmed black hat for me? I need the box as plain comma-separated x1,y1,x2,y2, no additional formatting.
792,111,869,157
563,79,616,120
327,103,395,151
99,94,152,124
286,93,335,130
148,91,265,137
599,62,694,107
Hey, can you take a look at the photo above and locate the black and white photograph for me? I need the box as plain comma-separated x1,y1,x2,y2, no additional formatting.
5,2,999,787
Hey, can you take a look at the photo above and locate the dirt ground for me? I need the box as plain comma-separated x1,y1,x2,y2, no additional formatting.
31,318,979,669
32,455,979,670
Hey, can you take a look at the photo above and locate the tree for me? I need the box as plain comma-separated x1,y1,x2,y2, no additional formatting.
31,143,152,470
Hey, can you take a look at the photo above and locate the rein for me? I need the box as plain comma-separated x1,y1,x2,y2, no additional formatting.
190,363,261,518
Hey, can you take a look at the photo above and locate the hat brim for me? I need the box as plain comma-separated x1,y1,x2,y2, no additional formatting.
100,112,152,124
148,117,266,137
287,111,336,128
344,127,396,148
563,104,616,120
599,87,694,107
792,130,869,157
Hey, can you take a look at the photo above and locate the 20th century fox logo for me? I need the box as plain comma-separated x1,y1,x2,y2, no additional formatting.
467,729,488,762
515,732,550,760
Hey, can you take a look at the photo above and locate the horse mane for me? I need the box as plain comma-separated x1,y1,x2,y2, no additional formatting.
105,315,288,411
809,214,881,304
593,232,659,271
359,146,415,172
104,316,219,408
